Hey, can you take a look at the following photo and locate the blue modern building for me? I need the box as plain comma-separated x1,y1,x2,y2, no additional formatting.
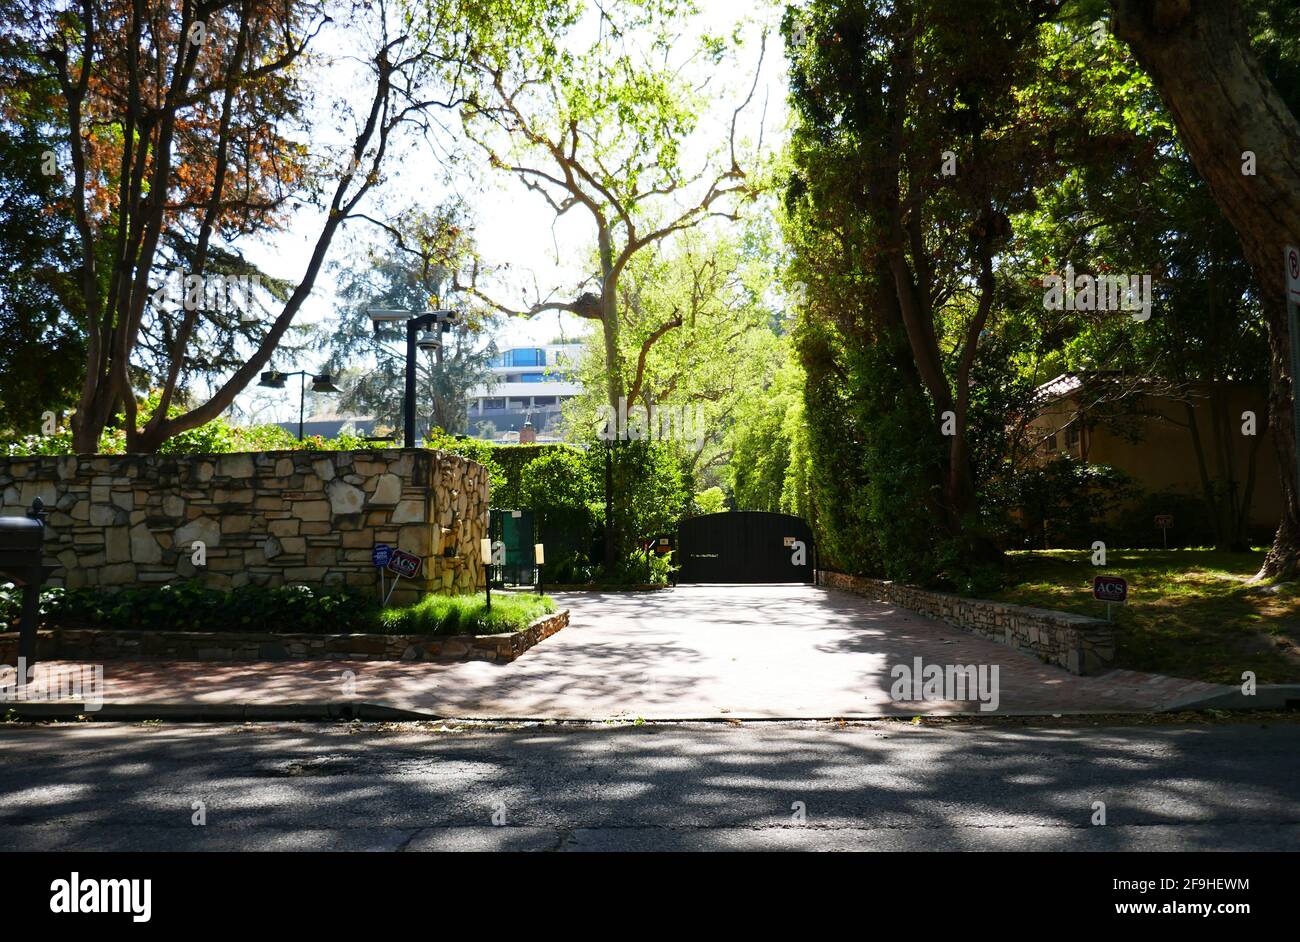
467,344,584,441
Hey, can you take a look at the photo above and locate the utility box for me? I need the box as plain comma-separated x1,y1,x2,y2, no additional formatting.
0,498,58,666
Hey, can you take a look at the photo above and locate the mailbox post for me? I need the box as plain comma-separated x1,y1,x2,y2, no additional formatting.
0,498,57,669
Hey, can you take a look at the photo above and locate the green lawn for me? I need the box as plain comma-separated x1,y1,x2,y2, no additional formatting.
379,591,556,636
991,549,1300,684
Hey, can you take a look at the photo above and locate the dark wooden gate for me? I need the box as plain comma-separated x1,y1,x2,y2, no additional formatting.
676,512,814,583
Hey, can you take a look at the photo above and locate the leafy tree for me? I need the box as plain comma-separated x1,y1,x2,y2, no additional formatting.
564,224,786,490
692,485,726,515
410,0,768,563
0,118,83,432
1,0,462,451
993,12,1270,550
318,202,499,437
785,0,1065,563
1104,0,1300,578
728,352,801,514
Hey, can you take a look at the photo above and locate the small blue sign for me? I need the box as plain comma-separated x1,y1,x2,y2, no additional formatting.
371,544,392,568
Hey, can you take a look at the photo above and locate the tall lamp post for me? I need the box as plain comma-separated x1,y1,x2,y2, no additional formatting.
258,370,341,439
367,308,460,447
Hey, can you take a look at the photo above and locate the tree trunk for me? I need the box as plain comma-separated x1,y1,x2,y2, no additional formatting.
598,230,623,569
1184,399,1226,548
1110,0,1300,579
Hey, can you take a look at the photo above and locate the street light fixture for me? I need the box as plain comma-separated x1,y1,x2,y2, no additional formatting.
258,369,340,440
366,307,461,447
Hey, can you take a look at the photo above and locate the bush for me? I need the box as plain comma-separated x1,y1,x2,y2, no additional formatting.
543,550,597,584
519,447,599,511
0,582,556,637
1112,489,1216,549
599,548,675,586
0,582,378,633
0,414,390,458
692,486,727,515
1002,456,1139,550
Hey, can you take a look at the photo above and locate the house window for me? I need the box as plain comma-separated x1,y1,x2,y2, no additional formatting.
510,348,545,367
1066,425,1081,448
489,348,546,368
482,398,506,410
1046,433,1057,452
519,372,545,383
532,396,557,406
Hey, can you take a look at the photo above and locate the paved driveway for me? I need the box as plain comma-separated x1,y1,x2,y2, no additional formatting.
69,584,1224,718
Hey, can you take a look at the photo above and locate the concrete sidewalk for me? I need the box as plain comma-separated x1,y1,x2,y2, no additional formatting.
4,585,1251,720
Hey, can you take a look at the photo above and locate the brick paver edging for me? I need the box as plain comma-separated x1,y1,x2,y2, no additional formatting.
0,609,569,665
816,571,1115,675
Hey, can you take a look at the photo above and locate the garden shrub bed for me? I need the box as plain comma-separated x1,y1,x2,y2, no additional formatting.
0,608,569,664
0,582,555,638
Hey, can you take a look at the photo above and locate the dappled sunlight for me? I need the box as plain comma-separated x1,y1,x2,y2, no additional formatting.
25,584,1231,719
0,718,1296,850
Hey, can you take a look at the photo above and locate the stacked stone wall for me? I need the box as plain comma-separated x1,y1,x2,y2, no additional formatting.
0,449,488,603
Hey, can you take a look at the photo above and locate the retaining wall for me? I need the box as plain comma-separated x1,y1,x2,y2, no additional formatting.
817,570,1115,675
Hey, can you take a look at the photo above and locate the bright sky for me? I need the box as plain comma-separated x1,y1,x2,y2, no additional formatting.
231,1,792,424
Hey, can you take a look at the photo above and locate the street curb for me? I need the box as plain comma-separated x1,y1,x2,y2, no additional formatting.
2,701,439,722
8,687,1299,724
1158,684,1300,713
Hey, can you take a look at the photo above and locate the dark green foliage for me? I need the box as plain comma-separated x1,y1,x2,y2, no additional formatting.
541,551,597,584
1112,490,1220,550
1000,456,1139,550
0,582,555,636
0,123,83,433
775,0,1294,588
1,583,377,634
602,439,690,569
519,447,599,510
499,444,592,511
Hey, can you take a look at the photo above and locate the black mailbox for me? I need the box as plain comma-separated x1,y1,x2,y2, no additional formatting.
0,498,58,667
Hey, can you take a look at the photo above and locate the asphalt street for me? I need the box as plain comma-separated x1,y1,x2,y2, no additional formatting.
0,719,1296,851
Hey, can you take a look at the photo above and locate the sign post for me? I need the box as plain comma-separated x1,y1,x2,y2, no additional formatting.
1092,575,1128,622
1286,246,1300,488
1154,514,1173,549
480,538,493,612
383,549,421,605
371,544,392,603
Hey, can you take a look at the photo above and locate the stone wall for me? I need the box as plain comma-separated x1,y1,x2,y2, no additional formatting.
0,609,568,665
817,570,1115,675
0,449,488,604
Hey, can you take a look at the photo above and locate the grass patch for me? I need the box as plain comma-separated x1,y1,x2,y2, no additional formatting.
991,549,1300,684
379,592,556,636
